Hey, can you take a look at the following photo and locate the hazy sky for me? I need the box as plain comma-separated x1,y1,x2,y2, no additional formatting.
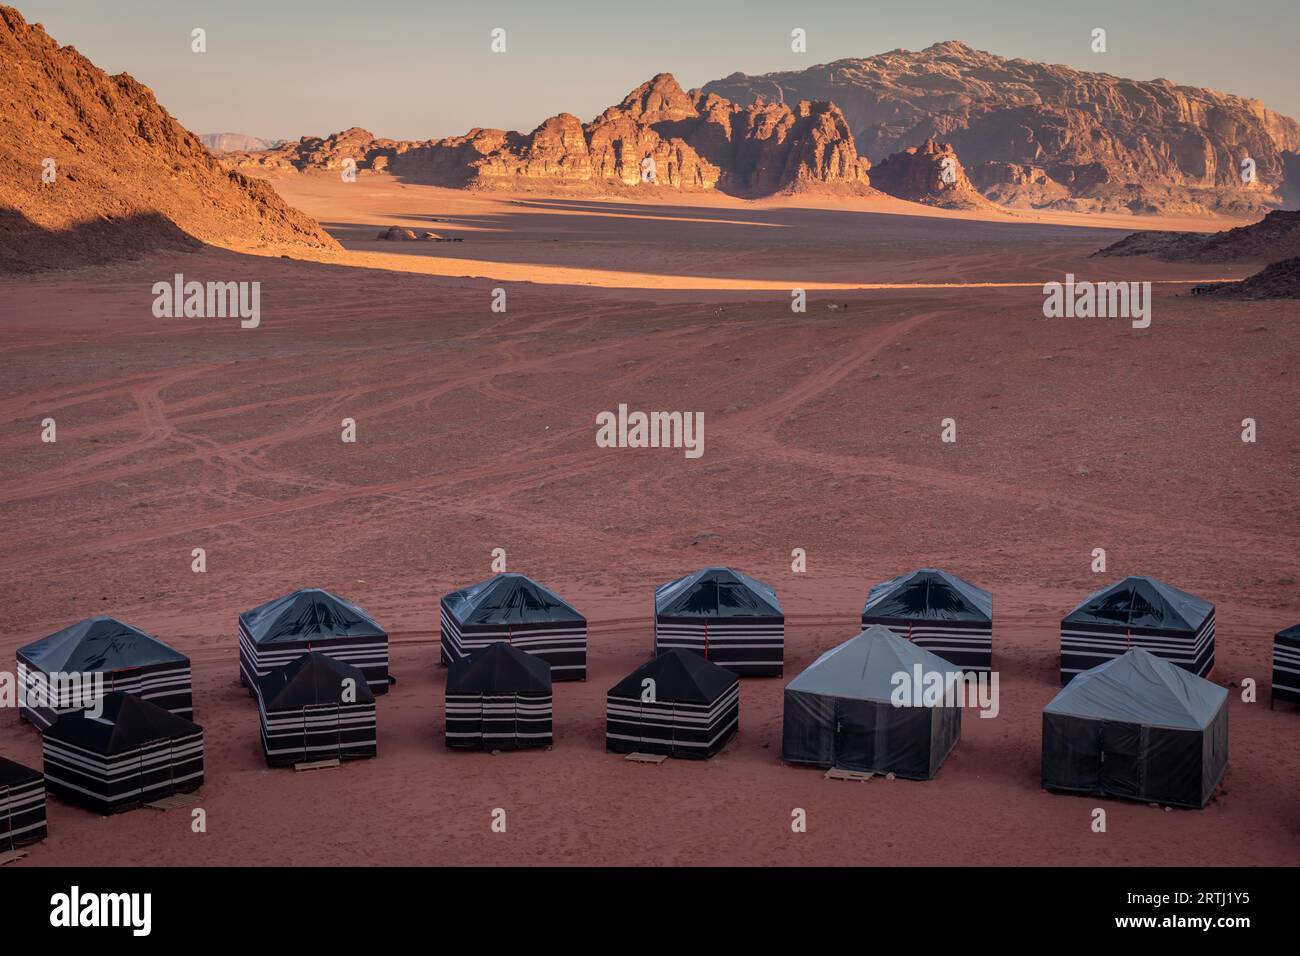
19,0,1300,141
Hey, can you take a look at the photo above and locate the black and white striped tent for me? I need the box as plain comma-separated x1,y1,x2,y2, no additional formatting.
1042,648,1228,808
17,616,192,730
861,568,993,673
782,626,962,780
654,567,784,676
446,642,552,751
606,649,739,759
42,691,204,815
1273,623,1300,707
239,589,389,696
256,653,378,767
440,573,587,680
1060,576,1215,684
0,757,46,851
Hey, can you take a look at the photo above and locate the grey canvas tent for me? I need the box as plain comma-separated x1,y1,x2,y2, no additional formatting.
1042,647,1227,809
781,626,962,780
1273,623,1300,707
1060,576,1215,684
654,567,784,676
17,616,192,729
861,568,993,672
440,573,587,680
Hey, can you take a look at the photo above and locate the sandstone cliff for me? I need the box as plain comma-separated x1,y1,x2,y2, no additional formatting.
227,74,872,198
703,41,1300,215
0,6,338,272
868,138,987,208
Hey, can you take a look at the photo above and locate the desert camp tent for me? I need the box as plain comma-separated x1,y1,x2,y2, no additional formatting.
654,567,784,676
1273,623,1300,707
42,692,204,814
1042,647,1227,809
1060,576,1215,684
782,626,962,779
440,573,587,680
17,616,192,730
256,653,377,767
861,568,993,673
606,649,739,759
445,642,553,751
0,757,46,851
239,589,389,696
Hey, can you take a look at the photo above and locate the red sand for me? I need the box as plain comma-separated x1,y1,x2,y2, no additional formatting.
1,183,1297,865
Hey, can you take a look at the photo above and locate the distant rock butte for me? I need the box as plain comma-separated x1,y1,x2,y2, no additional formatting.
200,132,284,154
227,74,874,197
702,40,1300,216
1094,210,1300,262
868,138,987,208
0,6,338,272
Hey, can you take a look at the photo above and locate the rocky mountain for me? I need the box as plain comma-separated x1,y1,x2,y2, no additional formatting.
0,6,337,272
1093,209,1300,262
867,138,986,208
200,132,284,154
703,41,1300,215
227,74,873,197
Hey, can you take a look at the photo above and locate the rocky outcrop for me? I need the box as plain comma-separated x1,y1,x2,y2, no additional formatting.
0,6,338,272
1192,257,1300,299
227,74,872,197
1093,210,1300,262
869,139,986,208
703,41,1300,215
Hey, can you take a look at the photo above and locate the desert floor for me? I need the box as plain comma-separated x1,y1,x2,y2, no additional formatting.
1,177,1297,866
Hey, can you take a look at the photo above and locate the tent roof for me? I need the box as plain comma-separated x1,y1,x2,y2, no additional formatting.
1044,648,1226,731
42,691,202,754
1277,622,1300,647
655,567,782,618
256,652,374,710
442,573,585,626
18,616,187,672
608,649,738,704
1062,576,1212,632
0,755,41,787
863,568,992,622
447,641,552,695
240,589,385,645
785,625,963,703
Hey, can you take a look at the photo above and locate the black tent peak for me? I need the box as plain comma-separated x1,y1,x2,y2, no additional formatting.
442,573,585,626
1063,576,1212,631
655,566,782,617
447,641,552,694
609,648,737,704
19,616,186,672
256,652,374,710
240,588,385,644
